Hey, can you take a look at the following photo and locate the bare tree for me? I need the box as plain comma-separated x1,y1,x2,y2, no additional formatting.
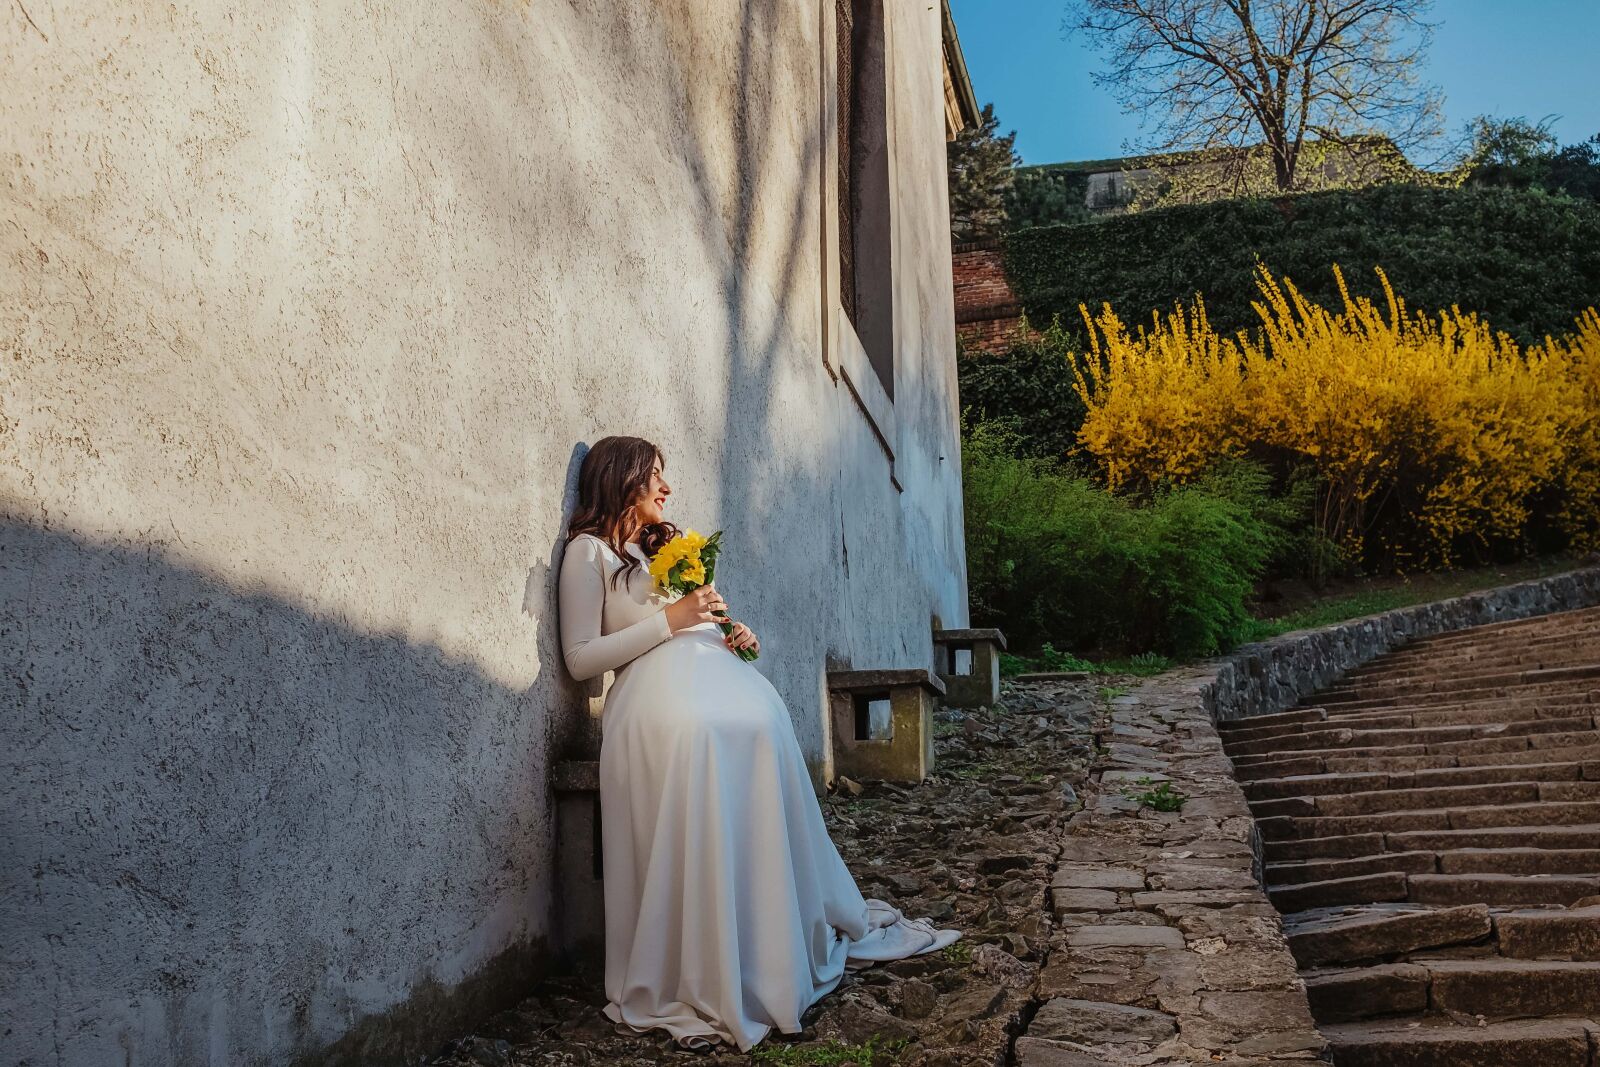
1066,0,1445,193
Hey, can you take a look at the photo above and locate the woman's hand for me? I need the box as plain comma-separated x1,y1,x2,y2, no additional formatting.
664,583,729,634
724,620,760,656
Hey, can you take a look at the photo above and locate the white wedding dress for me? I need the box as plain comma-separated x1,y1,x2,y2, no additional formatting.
556,532,961,1051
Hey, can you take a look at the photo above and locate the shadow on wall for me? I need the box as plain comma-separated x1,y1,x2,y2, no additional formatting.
0,513,576,1067
534,442,608,762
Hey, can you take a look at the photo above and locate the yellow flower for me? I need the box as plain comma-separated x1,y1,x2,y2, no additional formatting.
648,529,710,591
1070,264,1600,564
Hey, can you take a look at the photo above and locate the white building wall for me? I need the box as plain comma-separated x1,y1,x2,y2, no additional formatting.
0,2,967,1064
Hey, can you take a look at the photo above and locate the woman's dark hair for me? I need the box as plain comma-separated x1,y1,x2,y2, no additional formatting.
566,436,680,589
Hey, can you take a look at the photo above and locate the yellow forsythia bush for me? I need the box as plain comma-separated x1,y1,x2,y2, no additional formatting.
1071,266,1600,567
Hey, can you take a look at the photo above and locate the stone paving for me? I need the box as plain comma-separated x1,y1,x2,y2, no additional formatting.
1013,670,1324,1067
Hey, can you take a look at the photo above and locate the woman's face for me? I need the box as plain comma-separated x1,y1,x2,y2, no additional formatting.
631,455,672,526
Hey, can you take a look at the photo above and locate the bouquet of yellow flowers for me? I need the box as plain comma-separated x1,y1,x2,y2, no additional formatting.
648,529,759,661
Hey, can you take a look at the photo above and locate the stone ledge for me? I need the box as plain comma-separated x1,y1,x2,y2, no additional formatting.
1203,561,1600,724
933,628,1008,649
826,668,947,696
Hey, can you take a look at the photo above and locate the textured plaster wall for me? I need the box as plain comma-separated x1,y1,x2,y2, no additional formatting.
0,2,966,1065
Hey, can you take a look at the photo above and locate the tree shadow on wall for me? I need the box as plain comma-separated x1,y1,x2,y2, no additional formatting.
0,514,564,1067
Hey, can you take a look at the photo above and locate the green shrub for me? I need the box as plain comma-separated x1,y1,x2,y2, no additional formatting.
1003,184,1600,347
963,422,1283,659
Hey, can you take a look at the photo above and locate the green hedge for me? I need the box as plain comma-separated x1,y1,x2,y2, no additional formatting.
957,324,1090,464
1002,184,1600,346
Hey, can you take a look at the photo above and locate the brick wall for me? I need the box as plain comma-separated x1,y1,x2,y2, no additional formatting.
952,240,1032,354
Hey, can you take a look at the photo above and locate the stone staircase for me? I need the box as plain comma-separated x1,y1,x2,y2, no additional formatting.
1219,603,1600,1066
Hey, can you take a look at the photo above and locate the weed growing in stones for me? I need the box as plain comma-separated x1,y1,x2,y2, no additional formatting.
1122,778,1187,812
1123,651,1171,674
753,1034,910,1066
940,939,974,964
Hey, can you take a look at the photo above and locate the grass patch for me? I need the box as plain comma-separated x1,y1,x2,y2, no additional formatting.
1002,646,1176,678
948,759,1007,781
752,1034,911,1066
1016,552,1588,674
1000,642,1096,677
1241,552,1586,643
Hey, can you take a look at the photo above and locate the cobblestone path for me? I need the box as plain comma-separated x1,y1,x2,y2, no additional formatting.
1224,603,1600,1066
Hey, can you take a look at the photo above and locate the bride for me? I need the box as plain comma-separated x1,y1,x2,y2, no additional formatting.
556,435,962,1053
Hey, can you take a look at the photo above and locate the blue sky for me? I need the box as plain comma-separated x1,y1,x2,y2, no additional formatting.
948,0,1600,166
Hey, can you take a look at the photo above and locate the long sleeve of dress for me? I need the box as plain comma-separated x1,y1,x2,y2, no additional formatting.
558,535,674,681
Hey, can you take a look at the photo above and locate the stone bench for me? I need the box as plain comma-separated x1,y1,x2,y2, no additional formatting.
826,668,945,783
932,628,1007,707
552,759,603,969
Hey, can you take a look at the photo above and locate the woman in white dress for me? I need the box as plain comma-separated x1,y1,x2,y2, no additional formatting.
556,436,961,1054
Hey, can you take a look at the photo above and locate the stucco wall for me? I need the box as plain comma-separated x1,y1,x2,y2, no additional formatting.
0,2,966,1065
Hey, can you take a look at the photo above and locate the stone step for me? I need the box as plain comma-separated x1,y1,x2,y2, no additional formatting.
1264,832,1387,863
1264,800,1600,841
1425,958,1600,1019
1230,754,1330,781
1389,823,1600,853
1304,961,1430,1022
1494,907,1600,960
1230,727,1600,769
1215,706,1329,733
1458,743,1600,767
1316,664,1600,704
1251,780,1556,819
1242,770,1390,802
1259,780,1600,820
1350,652,1600,690
1286,904,1491,968
1408,873,1600,908
1270,870,1600,910
1385,607,1600,652
1222,716,1587,758
1321,1017,1599,1067
1268,849,1438,887
1307,782,1543,819
1344,655,1600,687
1267,872,1409,912
1349,635,1600,679
1265,835,1600,875
1380,607,1600,652
1218,718,1336,746
1326,753,1460,773
1322,691,1600,722
1322,702,1598,731
1309,677,1600,713
1437,848,1600,876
